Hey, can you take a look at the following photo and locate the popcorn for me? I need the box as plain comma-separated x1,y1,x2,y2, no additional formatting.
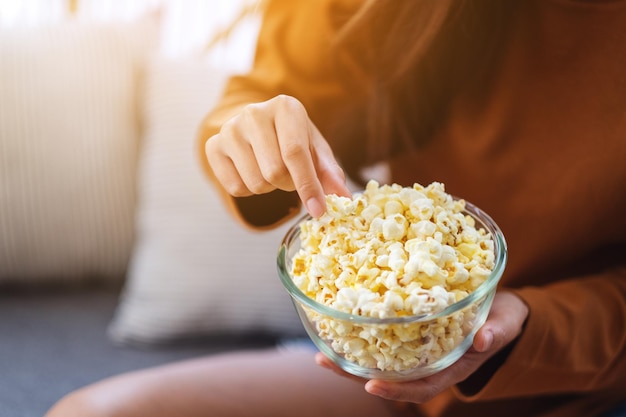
290,180,496,372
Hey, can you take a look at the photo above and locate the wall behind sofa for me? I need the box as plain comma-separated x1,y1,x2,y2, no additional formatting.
0,0,260,71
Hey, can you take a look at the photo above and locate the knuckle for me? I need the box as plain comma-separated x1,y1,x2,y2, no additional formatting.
415,384,441,403
205,134,221,156
242,102,265,120
219,115,241,137
293,178,319,198
320,163,346,184
261,162,290,186
246,177,273,195
273,94,305,113
332,164,346,180
223,180,251,197
391,381,441,404
280,140,307,160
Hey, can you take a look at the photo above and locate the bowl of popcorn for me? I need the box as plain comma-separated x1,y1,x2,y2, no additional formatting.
277,180,507,381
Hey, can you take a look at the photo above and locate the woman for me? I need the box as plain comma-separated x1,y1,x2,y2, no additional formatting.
47,0,626,416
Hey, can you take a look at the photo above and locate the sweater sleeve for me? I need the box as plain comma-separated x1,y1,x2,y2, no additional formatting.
196,0,362,229
455,267,626,401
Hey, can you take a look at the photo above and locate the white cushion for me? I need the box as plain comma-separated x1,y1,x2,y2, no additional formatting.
0,19,157,285
108,58,304,344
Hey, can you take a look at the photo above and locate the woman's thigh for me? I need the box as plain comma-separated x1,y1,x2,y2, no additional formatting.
46,347,401,417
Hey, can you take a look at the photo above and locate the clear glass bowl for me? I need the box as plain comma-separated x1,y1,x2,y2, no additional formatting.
277,200,507,381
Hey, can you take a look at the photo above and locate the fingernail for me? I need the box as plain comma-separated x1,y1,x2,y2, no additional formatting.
306,198,324,218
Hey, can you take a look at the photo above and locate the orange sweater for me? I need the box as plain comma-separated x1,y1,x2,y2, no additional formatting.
198,1,626,416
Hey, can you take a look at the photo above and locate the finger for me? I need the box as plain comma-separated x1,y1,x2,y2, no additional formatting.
219,120,276,195
273,96,327,217
367,292,530,403
205,134,252,197
365,378,437,403
243,103,297,192
365,352,483,403
315,352,456,403
473,292,528,354
364,349,486,404
369,293,529,403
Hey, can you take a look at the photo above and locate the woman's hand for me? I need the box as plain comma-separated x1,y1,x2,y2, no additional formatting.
315,291,529,403
205,95,351,217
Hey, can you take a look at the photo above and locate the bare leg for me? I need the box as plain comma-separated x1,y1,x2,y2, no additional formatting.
45,346,399,417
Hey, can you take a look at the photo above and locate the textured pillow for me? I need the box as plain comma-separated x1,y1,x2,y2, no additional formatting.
0,19,158,285
108,58,305,344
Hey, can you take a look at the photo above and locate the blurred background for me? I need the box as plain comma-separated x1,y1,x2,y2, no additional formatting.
0,2,308,417
0,0,262,70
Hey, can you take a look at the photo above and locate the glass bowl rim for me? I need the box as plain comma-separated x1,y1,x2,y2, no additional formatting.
277,198,508,325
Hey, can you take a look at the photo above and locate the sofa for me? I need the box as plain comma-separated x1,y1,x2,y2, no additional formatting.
0,11,305,417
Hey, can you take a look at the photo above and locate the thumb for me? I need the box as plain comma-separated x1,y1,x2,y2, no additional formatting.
310,124,351,201
473,327,494,353
472,292,529,354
